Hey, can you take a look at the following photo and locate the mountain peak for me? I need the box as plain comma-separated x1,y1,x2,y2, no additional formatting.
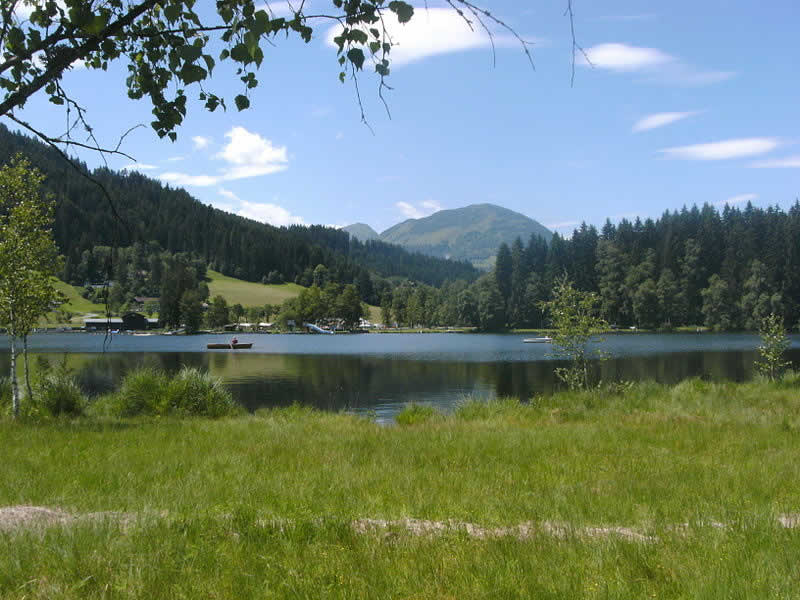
379,204,552,269
342,222,380,242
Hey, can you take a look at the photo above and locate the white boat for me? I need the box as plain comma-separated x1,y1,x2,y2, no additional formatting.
523,337,552,343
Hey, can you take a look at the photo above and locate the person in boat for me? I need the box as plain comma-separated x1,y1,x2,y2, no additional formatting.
231,337,239,346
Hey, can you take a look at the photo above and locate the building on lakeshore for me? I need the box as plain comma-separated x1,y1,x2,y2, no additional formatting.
83,313,159,331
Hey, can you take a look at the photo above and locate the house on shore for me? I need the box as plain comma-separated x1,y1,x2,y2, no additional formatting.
84,312,159,331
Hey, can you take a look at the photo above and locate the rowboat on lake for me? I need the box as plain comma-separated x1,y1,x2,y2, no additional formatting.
523,337,552,343
207,343,253,350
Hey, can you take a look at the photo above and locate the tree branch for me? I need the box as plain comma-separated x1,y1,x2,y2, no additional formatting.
0,0,159,117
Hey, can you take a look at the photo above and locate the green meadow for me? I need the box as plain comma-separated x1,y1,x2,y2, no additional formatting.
2,377,800,597
207,269,306,307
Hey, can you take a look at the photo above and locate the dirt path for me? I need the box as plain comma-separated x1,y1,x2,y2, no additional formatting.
3,505,799,543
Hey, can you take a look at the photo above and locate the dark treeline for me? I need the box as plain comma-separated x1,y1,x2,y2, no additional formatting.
520,203,800,331
375,203,800,332
0,125,478,305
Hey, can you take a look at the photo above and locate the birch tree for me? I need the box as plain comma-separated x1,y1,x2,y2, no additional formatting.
0,156,61,418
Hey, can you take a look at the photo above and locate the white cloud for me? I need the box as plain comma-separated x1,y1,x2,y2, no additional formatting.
192,136,211,150
580,43,733,85
397,201,425,219
121,163,158,171
216,126,287,169
167,156,185,162
160,173,220,187
325,7,523,67
421,199,442,211
715,193,758,207
633,111,698,133
749,155,800,168
218,187,241,202
396,200,442,219
160,126,288,187
659,138,780,161
581,43,671,71
238,200,306,227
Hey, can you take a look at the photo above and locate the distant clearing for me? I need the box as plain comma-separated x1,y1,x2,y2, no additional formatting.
207,270,305,307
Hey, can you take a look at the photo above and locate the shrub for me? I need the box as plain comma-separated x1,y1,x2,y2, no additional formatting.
107,367,240,418
35,371,86,417
395,403,440,425
165,367,240,417
112,368,169,417
755,313,790,381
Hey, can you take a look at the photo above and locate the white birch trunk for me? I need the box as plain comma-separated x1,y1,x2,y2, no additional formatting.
10,334,19,418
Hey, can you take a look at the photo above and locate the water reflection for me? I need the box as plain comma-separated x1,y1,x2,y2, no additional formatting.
3,345,798,422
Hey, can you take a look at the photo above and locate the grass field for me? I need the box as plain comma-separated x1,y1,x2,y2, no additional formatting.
207,269,306,307
3,377,800,597
208,269,383,322
52,280,105,315
36,280,106,326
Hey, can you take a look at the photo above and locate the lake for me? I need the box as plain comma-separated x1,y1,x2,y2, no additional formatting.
1,332,798,422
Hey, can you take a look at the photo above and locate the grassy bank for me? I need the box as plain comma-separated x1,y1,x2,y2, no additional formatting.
2,378,800,597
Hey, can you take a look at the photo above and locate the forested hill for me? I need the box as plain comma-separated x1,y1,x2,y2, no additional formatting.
494,204,800,331
0,125,478,292
379,204,553,270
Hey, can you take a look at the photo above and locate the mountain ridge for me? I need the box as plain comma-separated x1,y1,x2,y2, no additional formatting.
345,203,552,269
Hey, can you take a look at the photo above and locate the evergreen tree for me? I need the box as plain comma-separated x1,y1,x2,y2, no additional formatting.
596,240,627,326
656,268,681,327
494,242,513,311
477,279,506,332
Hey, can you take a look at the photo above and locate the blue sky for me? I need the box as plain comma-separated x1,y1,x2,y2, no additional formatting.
8,0,800,235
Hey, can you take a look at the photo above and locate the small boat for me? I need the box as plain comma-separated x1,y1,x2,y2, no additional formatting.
523,337,552,343
207,343,253,350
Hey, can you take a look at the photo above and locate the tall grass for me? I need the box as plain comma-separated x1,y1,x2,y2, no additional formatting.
395,402,441,425
0,376,9,412
3,378,800,597
34,370,85,417
91,366,241,418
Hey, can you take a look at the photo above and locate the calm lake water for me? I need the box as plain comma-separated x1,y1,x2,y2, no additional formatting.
2,332,798,422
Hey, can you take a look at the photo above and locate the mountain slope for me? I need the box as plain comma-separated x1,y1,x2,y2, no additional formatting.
0,125,479,291
343,223,379,242
380,204,552,269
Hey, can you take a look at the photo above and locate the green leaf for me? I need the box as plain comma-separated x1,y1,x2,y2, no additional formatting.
178,64,207,84
84,14,109,35
179,45,202,63
230,43,250,63
388,1,414,24
234,95,250,111
347,48,365,70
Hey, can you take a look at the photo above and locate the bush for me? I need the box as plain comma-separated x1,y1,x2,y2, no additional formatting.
395,403,440,425
104,367,240,418
165,367,240,417
35,371,86,417
112,368,169,417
